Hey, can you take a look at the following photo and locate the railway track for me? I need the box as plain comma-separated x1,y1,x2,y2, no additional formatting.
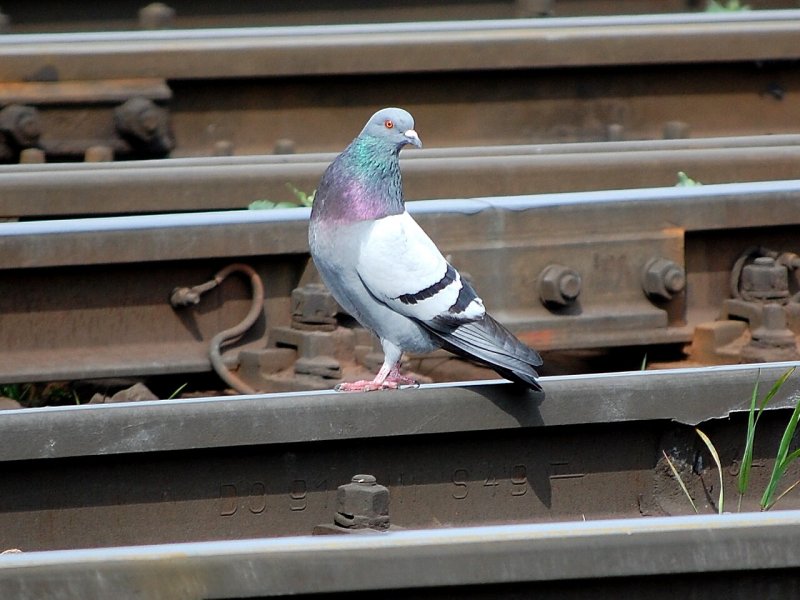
0,180,798,390
0,0,796,33
5,513,800,598
3,9,800,598
0,12,799,160
3,134,800,219
2,363,800,597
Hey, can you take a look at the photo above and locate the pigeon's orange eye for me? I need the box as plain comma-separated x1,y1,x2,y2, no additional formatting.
384,119,394,129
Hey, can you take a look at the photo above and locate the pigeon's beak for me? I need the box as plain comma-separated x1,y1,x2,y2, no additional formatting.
403,129,422,148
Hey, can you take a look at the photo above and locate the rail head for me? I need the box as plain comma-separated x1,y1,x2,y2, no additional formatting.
1,179,799,269
1,362,797,462
3,510,800,598
1,11,800,80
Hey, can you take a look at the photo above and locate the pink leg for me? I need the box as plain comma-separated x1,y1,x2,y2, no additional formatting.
335,362,419,393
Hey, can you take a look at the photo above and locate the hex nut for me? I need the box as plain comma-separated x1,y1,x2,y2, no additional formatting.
0,105,41,147
642,257,685,300
741,256,789,301
139,2,176,29
334,474,390,530
538,264,582,307
291,283,339,328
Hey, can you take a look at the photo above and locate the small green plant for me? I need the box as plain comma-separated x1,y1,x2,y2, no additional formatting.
287,184,315,207
0,383,31,403
676,171,702,187
706,0,750,10
761,387,800,511
737,367,796,510
248,184,315,210
166,382,188,401
665,367,798,514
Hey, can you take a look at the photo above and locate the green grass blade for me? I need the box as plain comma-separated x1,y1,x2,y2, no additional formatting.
761,367,796,415
696,428,724,514
166,382,188,401
662,450,698,514
761,391,800,510
737,370,761,498
739,367,796,502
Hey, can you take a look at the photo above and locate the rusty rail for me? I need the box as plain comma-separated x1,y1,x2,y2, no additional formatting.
3,135,800,218
4,12,800,79
0,12,799,159
4,512,800,599
1,363,799,553
0,0,796,33
0,180,798,387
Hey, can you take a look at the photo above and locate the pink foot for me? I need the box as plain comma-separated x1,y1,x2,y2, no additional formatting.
334,375,420,393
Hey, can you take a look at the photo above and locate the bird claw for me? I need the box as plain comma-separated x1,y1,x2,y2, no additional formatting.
334,377,420,393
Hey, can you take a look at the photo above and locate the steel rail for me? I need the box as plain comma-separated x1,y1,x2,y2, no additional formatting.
2,362,798,462
4,511,800,599
1,363,800,554
2,0,796,33
0,179,798,383
1,178,797,268
1,12,800,81
1,13,798,157
3,136,800,218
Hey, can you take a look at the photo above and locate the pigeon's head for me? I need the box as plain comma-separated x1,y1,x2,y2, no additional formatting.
359,107,422,149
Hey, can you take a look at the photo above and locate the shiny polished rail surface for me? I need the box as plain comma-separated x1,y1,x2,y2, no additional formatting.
0,0,796,32
0,179,798,384
1,363,799,552
1,12,799,158
4,12,800,79
3,135,800,218
4,512,800,599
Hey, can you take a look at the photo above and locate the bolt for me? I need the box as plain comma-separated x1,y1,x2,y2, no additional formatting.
169,287,200,307
514,0,554,17
19,148,45,164
663,121,690,140
114,97,174,155
741,256,789,301
274,138,296,155
538,264,582,307
333,474,390,530
139,3,176,29
642,257,686,301
742,303,799,363
606,123,625,142
751,304,797,347
84,145,114,162
213,140,235,156
291,283,339,330
0,105,41,148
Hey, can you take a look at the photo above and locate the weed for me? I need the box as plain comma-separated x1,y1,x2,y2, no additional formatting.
761,387,800,510
665,367,798,514
696,428,724,514
676,171,702,187
167,382,188,401
0,383,31,403
706,0,751,10
248,184,315,210
738,367,796,510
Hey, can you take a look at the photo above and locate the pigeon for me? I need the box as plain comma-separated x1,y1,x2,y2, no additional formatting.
308,107,543,392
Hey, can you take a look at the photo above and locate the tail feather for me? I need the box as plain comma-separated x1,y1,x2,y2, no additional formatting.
422,314,543,391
